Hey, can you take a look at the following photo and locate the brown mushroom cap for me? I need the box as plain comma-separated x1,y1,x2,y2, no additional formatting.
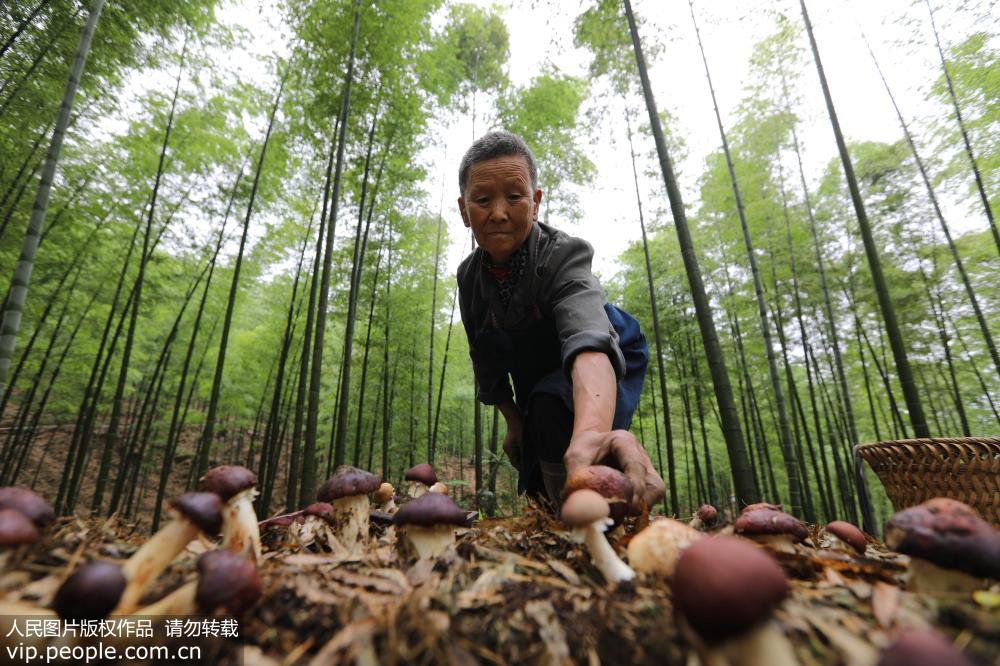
393,492,468,528
562,465,633,524
560,489,610,528
316,465,381,502
696,504,718,526
884,497,1000,579
195,550,261,615
826,520,866,554
877,629,973,666
404,463,438,486
0,487,55,527
0,508,39,545
734,508,808,541
198,465,256,501
373,483,394,504
52,561,126,620
169,492,223,537
672,536,790,643
303,502,335,523
741,502,783,515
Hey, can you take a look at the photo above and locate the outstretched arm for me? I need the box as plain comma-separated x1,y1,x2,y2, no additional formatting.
564,351,666,512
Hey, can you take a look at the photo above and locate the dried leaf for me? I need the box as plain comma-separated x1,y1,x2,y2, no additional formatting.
872,581,900,629
309,617,377,665
547,559,581,586
525,600,572,666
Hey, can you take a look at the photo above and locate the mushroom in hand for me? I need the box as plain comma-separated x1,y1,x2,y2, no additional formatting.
562,465,633,527
560,489,635,584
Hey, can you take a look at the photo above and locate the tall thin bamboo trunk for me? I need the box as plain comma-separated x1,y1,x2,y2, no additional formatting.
623,0,757,505
301,0,361,504
0,0,104,388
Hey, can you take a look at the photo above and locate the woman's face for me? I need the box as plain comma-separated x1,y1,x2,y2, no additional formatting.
458,155,543,264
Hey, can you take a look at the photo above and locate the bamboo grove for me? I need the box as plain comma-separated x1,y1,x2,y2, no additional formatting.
0,0,995,533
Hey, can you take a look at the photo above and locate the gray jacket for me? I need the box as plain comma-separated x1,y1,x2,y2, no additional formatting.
457,221,626,407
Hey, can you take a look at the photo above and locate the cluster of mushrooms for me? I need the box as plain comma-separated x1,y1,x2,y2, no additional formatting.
3,456,998,664
0,465,263,623
559,466,999,666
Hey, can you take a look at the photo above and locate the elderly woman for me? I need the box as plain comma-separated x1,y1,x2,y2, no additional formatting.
456,131,665,511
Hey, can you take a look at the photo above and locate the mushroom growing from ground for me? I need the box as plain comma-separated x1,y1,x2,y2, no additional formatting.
884,497,1000,596
136,550,260,616
560,489,635,584
0,509,39,546
689,504,718,531
373,483,397,513
392,491,468,560
198,465,261,562
824,520,867,555
317,465,381,553
115,492,222,612
627,518,702,577
52,561,126,620
428,482,449,495
672,536,797,666
734,507,808,554
562,465,633,527
0,487,54,527
877,629,973,666
404,464,437,499
741,502,783,515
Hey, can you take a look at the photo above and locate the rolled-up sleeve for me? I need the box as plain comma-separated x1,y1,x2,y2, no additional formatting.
545,236,626,380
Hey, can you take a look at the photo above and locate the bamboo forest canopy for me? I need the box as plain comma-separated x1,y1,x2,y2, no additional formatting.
0,0,996,527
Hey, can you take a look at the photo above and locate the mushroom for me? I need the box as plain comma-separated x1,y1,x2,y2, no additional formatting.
316,465,381,553
373,483,397,513
0,487,54,527
627,518,702,578
884,497,1000,596
403,463,438,499
0,508,39,546
562,465,633,526
52,561,126,620
672,536,797,666
560,489,635,584
824,520,867,555
741,502,783,515
295,502,341,551
689,504,718,530
136,550,260,617
392,491,468,560
116,492,222,612
877,629,973,666
429,482,449,496
734,507,808,554
198,465,261,562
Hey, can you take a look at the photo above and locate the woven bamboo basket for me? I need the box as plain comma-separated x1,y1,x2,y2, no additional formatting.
856,437,1000,527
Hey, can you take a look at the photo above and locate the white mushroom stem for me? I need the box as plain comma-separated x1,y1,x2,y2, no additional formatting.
721,620,799,666
376,499,397,513
332,494,370,552
573,518,635,583
907,558,984,596
221,488,261,563
117,518,199,612
403,525,455,559
130,581,197,616
748,535,797,554
406,481,428,499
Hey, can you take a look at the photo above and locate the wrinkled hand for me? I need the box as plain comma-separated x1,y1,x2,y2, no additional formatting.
564,430,666,513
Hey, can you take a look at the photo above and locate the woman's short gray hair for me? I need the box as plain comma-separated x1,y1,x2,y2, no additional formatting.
458,131,538,195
